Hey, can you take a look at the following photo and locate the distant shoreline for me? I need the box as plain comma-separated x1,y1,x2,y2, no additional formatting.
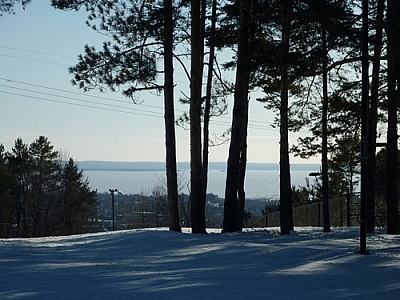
77,161,320,172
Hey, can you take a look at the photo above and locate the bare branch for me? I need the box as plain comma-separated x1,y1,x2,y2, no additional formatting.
173,53,191,81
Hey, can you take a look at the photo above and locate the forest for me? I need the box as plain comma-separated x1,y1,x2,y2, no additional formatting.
0,137,98,237
1,0,399,237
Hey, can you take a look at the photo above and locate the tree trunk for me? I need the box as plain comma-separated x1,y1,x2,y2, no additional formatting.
190,0,206,234
367,0,385,233
359,0,369,254
279,0,293,235
202,0,217,206
163,0,181,232
321,24,330,233
222,0,252,233
386,0,400,234
236,124,248,231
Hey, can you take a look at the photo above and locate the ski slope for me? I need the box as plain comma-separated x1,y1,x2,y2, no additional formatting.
1,227,400,299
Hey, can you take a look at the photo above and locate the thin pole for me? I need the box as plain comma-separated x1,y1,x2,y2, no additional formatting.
109,189,118,231
112,191,115,231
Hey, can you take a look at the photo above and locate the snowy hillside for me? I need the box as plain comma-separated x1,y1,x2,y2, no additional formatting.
1,227,400,299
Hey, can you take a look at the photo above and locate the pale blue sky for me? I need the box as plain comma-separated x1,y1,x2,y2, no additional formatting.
0,1,318,164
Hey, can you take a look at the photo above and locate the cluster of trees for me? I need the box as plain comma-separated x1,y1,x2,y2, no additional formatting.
3,0,399,235
0,136,98,237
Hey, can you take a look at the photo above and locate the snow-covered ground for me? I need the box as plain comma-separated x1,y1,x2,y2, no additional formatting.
1,227,400,299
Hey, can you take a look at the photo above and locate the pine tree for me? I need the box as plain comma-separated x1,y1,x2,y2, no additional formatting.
0,144,17,236
27,136,60,236
385,0,400,234
3,137,98,237
222,0,254,233
190,0,207,234
61,158,98,234
52,0,182,232
6,138,30,233
367,0,385,233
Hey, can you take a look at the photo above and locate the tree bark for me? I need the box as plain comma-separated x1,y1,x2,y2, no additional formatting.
190,0,206,233
163,0,181,232
236,124,248,231
386,0,400,234
367,0,385,233
279,0,293,235
202,0,217,207
223,0,252,233
321,24,330,233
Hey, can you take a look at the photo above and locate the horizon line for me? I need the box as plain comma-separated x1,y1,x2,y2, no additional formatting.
77,160,320,165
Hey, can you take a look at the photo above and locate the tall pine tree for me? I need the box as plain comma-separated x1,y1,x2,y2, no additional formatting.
52,0,182,231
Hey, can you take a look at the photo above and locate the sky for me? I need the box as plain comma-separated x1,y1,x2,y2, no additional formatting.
0,1,319,164
1,227,400,299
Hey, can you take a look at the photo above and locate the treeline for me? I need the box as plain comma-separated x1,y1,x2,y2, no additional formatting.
3,1,399,235
49,0,398,234
0,136,98,237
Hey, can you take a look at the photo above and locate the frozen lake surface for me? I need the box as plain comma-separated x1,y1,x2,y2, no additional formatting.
84,167,320,198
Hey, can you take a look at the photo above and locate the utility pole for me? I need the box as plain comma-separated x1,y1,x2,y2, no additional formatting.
109,189,119,231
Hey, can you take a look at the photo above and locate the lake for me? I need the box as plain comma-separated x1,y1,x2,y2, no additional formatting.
84,167,320,199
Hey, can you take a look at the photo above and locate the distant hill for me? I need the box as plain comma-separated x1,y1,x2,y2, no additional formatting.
77,161,169,172
77,161,319,172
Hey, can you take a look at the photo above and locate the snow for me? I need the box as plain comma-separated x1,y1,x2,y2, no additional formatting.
1,227,400,299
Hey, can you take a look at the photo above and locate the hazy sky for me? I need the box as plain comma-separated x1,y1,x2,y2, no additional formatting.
1,1,319,164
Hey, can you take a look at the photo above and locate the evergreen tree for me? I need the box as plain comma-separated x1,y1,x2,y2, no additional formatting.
52,0,182,232
367,0,385,233
0,144,17,236
201,0,218,227
385,0,400,234
190,0,207,234
3,136,98,237
6,138,30,233
61,158,98,234
278,0,294,235
222,0,254,233
27,136,61,236
264,0,360,233
163,0,182,232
